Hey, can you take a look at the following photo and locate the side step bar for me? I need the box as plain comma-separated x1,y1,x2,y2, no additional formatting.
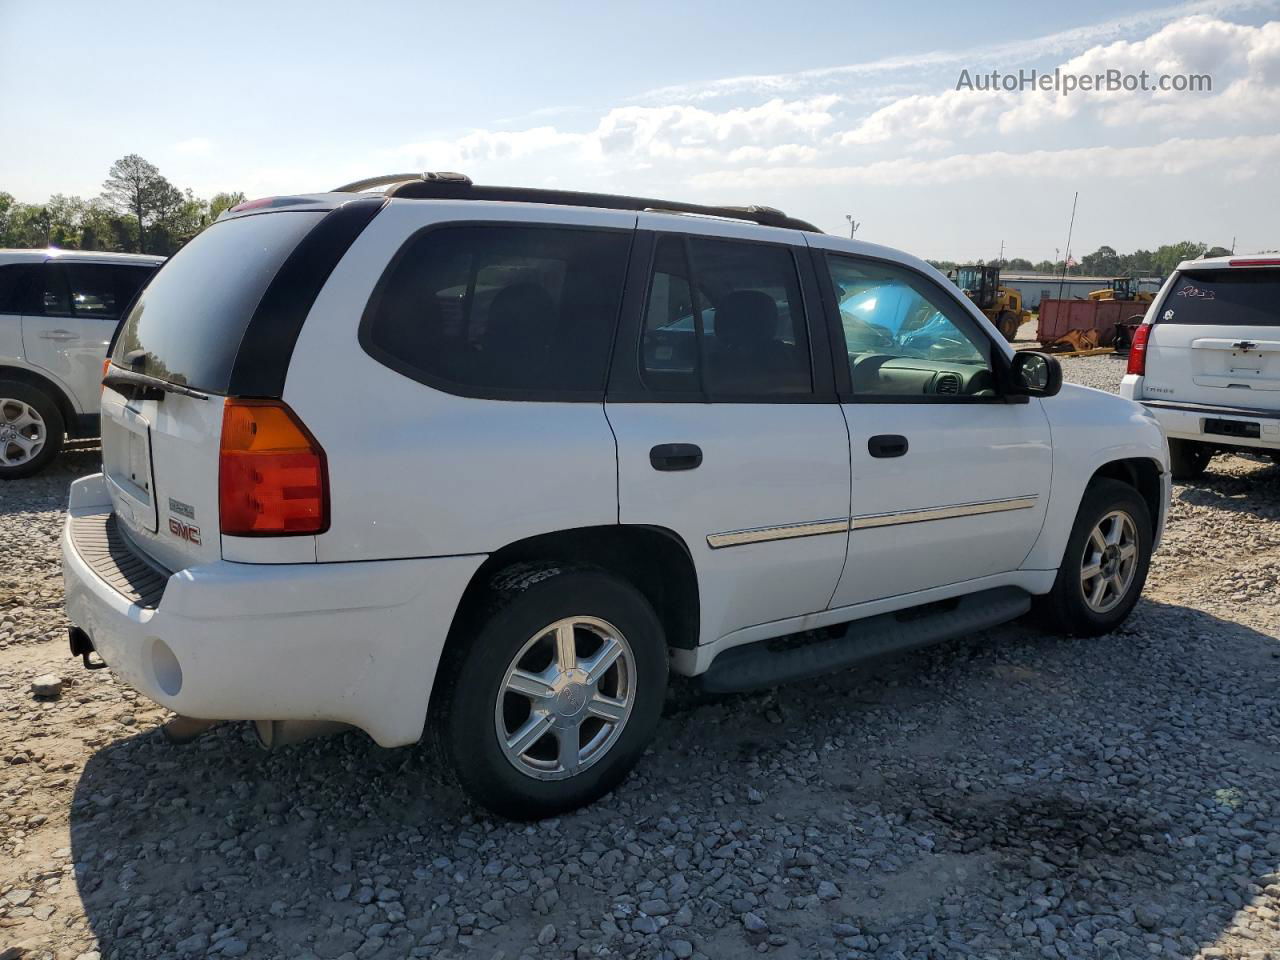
699,586,1032,694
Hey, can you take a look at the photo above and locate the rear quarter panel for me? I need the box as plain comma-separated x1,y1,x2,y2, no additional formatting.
285,200,633,562
1021,383,1169,571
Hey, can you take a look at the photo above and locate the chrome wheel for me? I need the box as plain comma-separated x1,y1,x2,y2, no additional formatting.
0,398,45,467
1080,510,1139,614
496,616,636,781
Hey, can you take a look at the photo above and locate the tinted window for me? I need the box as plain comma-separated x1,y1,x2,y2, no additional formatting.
1160,269,1280,326
0,264,39,314
640,235,811,397
114,212,324,390
827,255,995,399
364,225,631,397
49,263,155,320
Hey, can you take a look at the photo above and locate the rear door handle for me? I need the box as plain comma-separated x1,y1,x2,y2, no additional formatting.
650,443,702,471
868,434,908,458
39,330,79,341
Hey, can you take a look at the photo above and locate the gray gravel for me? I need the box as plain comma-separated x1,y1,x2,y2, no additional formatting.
3,365,1279,960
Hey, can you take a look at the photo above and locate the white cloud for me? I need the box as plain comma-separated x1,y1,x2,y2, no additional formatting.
632,0,1274,103
172,137,212,156
689,133,1280,188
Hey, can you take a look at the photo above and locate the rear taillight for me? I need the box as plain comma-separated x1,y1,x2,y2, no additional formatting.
219,399,328,536
1127,323,1152,376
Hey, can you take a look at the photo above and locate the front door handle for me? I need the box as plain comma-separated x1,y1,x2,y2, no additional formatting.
650,443,702,471
868,434,908,458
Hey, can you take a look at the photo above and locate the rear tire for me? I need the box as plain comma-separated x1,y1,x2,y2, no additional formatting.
1034,478,1152,637
1168,438,1212,480
437,564,668,819
0,381,64,480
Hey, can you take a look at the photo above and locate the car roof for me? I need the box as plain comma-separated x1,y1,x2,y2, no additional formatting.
0,248,165,265
1176,254,1280,272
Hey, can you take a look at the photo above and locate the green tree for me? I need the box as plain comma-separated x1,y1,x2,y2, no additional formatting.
1153,241,1207,276
102,154,167,253
208,191,246,220
1081,245,1120,276
1006,257,1034,271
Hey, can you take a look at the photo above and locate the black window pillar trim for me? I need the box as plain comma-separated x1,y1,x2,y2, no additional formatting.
227,197,386,398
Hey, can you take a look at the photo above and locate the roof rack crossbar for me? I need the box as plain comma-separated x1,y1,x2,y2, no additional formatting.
330,172,821,233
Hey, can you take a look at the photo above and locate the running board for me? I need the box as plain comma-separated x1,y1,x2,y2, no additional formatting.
698,586,1031,694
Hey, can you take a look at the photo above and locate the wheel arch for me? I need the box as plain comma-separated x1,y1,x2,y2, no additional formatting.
441,521,700,666
1088,456,1164,531
0,363,78,430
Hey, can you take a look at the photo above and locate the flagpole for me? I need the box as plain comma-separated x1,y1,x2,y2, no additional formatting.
1057,191,1078,301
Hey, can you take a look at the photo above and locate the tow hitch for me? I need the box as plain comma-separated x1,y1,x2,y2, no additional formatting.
68,626,107,670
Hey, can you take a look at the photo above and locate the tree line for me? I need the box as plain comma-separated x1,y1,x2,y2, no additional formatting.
0,155,244,256
928,241,1235,279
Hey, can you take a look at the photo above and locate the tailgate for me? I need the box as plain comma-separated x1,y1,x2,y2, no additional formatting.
98,207,335,571
1143,268,1280,412
101,386,223,570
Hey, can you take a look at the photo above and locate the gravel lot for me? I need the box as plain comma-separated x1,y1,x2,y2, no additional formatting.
3,355,1279,960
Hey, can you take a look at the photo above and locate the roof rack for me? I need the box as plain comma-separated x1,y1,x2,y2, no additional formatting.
329,172,821,233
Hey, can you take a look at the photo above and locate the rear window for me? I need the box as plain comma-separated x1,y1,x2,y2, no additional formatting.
1160,269,1280,326
113,212,324,391
361,224,631,398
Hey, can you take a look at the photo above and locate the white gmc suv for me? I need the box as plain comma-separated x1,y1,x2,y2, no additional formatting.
0,249,162,477
1120,254,1280,479
61,175,1170,818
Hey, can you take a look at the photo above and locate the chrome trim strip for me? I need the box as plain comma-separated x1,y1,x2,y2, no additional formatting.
852,496,1038,530
705,496,1038,549
706,518,849,549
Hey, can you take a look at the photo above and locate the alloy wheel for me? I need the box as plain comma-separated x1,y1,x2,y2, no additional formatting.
1080,509,1139,614
0,399,46,467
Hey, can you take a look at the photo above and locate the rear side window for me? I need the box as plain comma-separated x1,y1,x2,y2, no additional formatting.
0,264,39,314
46,263,155,319
362,225,631,398
1161,269,1280,326
113,212,325,390
640,234,812,398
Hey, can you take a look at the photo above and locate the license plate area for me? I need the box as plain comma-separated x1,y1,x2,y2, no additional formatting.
1204,417,1261,439
102,400,158,532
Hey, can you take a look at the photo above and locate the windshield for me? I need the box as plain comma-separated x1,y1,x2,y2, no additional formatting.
1159,269,1280,326
112,212,324,391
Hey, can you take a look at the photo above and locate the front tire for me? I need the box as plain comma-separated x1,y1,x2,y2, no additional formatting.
996,311,1021,341
438,565,668,819
0,381,64,480
1168,438,1212,480
1035,478,1152,637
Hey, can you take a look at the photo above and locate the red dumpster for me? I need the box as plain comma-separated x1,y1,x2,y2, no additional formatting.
1037,299,1151,347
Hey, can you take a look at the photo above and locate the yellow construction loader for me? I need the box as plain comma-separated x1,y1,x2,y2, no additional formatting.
952,264,1028,341
1088,277,1154,303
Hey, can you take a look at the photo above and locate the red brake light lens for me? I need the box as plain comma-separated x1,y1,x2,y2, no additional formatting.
219,399,328,536
1127,323,1152,376
1229,258,1280,267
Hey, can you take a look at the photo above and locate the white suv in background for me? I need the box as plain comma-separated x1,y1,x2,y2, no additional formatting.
0,249,162,477
1121,255,1280,479
61,175,1169,818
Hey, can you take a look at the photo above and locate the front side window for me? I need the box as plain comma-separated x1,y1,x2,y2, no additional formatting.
0,264,39,315
827,255,995,399
640,235,812,398
363,225,631,398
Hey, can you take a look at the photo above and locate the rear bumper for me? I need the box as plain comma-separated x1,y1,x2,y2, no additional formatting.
1138,399,1280,452
61,474,485,747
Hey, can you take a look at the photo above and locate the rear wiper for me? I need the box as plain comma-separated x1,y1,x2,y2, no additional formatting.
102,367,210,401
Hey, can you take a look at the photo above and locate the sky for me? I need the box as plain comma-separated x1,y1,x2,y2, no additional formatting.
1,0,1278,261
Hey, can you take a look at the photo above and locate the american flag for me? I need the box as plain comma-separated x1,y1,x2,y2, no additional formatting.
1065,255,1079,268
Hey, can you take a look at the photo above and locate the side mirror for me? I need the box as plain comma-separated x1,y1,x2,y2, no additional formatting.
1009,350,1062,398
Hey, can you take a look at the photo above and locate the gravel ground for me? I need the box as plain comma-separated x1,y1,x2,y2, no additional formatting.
3,361,1280,960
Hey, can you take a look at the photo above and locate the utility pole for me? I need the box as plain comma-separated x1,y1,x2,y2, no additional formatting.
1057,192,1078,302
997,239,1005,267
1231,236,1236,254
845,214,860,239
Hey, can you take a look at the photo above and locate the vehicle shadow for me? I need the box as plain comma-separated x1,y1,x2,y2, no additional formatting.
70,599,1279,958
